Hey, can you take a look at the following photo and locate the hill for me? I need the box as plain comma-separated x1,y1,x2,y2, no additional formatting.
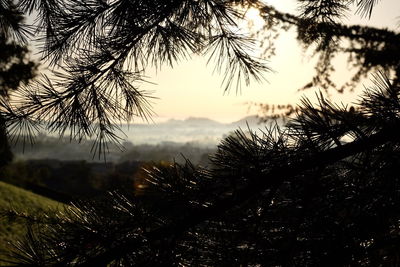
0,181,62,264
162,117,223,126
230,115,261,127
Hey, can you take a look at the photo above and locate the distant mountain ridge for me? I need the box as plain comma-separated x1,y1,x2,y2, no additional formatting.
164,117,222,126
160,115,268,127
12,115,288,162
229,115,261,127
128,115,284,128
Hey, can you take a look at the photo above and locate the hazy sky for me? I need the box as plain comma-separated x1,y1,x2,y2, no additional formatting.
28,0,400,123
136,0,399,123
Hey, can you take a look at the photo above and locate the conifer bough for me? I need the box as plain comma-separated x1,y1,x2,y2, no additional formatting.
1,0,269,158
2,0,400,265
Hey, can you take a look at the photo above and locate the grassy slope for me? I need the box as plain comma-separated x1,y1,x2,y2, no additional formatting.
0,181,62,264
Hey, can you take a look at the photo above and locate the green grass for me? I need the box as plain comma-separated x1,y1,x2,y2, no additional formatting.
0,181,63,264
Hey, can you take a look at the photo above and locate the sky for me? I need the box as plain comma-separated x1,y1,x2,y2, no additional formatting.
135,0,400,123
28,0,400,124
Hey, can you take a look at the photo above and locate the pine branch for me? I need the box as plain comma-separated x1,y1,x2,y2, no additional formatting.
74,117,400,265
7,73,400,266
259,3,400,93
1,0,269,158
355,0,381,18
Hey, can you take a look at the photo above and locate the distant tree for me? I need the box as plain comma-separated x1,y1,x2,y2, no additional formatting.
260,0,400,92
0,3,37,168
2,0,400,266
255,0,400,118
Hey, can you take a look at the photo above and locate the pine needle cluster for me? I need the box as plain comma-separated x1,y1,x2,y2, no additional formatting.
3,73,400,266
1,0,269,158
1,1,400,265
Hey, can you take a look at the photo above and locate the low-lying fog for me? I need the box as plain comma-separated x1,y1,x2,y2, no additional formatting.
11,116,284,164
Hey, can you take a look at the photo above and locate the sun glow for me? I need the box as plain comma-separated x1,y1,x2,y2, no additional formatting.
244,7,265,31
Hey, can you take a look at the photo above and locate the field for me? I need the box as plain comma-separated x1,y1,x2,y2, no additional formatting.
0,181,62,264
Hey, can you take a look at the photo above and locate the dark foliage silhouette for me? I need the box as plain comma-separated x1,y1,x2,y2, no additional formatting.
4,73,400,266
259,2,400,93
1,0,400,266
0,6,37,168
1,0,269,158
254,1,400,119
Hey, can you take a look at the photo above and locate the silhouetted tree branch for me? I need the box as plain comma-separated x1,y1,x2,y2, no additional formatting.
259,2,400,93
6,73,400,266
1,0,270,157
3,1,400,266
0,9,37,168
